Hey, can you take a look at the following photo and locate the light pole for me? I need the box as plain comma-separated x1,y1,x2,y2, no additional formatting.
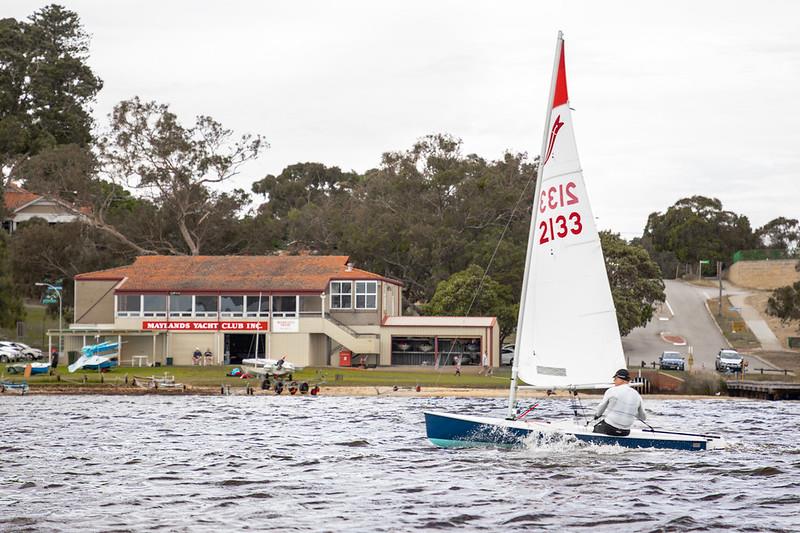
36,282,62,364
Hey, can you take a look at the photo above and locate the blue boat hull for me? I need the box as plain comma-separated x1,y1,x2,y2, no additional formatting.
83,360,118,371
425,411,720,451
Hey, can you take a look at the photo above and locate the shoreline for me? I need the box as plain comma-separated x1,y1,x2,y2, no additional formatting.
13,385,733,400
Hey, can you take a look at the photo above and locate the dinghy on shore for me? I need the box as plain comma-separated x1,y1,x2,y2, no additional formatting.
6,362,50,375
68,341,120,373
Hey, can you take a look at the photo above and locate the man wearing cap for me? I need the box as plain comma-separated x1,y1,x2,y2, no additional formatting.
593,368,646,437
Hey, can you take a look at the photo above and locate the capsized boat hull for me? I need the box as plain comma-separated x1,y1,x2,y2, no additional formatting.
68,354,118,373
83,358,118,371
424,411,725,451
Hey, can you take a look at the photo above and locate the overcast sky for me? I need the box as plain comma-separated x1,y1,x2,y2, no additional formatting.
7,0,800,237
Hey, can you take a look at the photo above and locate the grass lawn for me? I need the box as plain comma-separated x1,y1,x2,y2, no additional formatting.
0,303,60,351
2,364,514,391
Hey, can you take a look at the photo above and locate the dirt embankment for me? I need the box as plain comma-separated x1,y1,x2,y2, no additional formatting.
746,291,800,353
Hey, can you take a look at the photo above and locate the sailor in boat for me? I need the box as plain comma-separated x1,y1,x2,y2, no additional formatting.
592,369,646,437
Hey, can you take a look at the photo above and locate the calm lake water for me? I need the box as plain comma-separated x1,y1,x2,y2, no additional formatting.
1,394,798,532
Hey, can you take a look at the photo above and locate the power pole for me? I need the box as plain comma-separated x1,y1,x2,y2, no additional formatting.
717,261,723,317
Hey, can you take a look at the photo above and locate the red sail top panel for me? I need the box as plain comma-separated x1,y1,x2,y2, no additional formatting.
552,43,569,108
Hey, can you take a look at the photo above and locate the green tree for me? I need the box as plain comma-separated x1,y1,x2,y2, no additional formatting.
767,281,800,325
600,231,666,336
0,5,102,172
423,264,518,341
9,220,135,309
98,97,266,255
0,233,24,328
756,217,800,252
254,136,536,304
251,162,359,220
643,196,758,274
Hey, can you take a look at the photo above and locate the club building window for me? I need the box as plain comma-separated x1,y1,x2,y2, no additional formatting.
330,281,352,309
220,295,244,317
272,295,297,317
117,294,141,317
169,295,193,317
245,295,270,317
142,295,167,317
194,295,218,317
355,281,377,309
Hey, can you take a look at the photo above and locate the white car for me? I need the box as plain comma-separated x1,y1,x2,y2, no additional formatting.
501,344,515,366
13,342,43,360
0,341,42,361
0,344,24,363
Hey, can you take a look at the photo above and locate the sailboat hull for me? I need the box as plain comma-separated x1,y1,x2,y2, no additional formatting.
424,411,725,451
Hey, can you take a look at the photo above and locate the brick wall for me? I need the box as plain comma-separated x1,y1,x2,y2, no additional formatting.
728,259,800,290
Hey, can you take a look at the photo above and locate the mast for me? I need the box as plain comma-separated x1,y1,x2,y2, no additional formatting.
255,292,262,359
506,31,564,419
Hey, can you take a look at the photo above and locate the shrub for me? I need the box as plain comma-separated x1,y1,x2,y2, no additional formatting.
679,371,727,395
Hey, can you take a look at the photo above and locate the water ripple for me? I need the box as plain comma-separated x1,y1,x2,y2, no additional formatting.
1,395,799,532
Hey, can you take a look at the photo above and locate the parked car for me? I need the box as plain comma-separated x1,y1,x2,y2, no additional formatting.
715,349,743,372
0,341,42,361
501,344,515,366
0,344,24,363
658,351,686,371
6,342,43,360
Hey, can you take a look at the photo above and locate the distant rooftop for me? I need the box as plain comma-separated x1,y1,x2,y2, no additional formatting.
76,255,401,293
383,316,496,327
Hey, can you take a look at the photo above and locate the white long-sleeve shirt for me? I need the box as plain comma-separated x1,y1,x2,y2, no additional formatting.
594,384,646,430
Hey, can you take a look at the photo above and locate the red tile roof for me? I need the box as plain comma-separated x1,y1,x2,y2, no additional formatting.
3,183,91,214
4,188,41,211
75,255,400,292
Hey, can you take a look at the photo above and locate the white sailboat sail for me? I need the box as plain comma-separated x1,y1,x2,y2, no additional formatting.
516,36,625,388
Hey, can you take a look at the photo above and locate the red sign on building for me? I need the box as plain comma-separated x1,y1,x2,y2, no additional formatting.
142,321,269,331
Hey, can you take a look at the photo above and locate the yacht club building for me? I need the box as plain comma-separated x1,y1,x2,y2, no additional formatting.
56,255,500,368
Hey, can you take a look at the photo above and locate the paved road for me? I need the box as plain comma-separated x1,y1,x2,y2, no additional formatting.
623,280,733,371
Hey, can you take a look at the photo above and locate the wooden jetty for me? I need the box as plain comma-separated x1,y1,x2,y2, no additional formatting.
727,381,800,400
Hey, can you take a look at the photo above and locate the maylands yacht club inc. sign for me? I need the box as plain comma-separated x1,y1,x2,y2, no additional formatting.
142,321,269,331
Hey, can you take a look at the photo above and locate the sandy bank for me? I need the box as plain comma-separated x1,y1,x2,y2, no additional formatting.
17,384,731,400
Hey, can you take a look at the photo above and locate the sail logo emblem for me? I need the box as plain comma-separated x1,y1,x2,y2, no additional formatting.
544,114,564,165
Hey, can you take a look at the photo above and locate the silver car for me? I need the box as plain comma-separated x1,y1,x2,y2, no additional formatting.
0,343,24,363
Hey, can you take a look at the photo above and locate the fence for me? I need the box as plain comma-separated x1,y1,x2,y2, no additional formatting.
732,249,792,263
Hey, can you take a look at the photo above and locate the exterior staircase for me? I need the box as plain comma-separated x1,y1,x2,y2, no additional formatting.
321,316,379,355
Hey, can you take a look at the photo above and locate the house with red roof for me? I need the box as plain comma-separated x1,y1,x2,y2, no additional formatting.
2,183,86,232
56,255,500,369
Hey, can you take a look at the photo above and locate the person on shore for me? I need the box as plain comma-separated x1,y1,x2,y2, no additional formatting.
203,348,213,366
454,355,462,376
276,356,286,370
479,350,491,376
192,347,202,365
593,368,646,437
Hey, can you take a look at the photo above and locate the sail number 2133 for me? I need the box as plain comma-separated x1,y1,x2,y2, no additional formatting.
537,180,583,245
538,181,578,213
538,212,582,244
